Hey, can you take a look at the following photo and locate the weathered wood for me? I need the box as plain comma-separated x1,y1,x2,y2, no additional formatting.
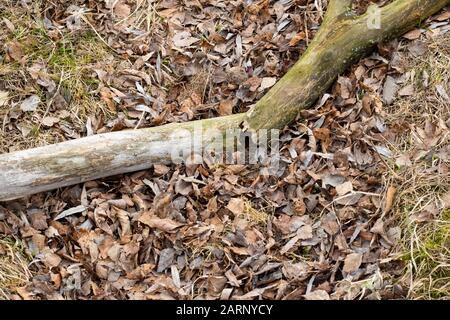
0,114,245,201
1,0,449,201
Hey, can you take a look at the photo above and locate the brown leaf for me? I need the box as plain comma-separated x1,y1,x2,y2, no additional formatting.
304,290,330,300
114,2,131,18
384,186,397,214
362,94,372,115
273,215,309,235
292,198,306,215
157,248,175,272
383,76,398,105
335,181,353,196
402,29,421,40
297,224,313,240
173,31,200,47
227,198,244,215
244,77,262,92
343,253,362,273
31,234,46,252
282,261,308,280
321,213,339,236
42,116,60,127
225,269,242,287
175,178,193,196
112,206,131,239
218,99,234,116
289,32,306,46
154,164,170,176
29,211,48,231
398,84,414,96
4,41,23,61
127,264,155,280
138,213,183,232
41,249,62,268
435,10,450,21
229,247,249,255
370,218,385,234
208,276,228,295
259,77,277,91
395,154,412,167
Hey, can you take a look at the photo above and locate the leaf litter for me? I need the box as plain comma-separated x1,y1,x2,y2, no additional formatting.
0,0,449,300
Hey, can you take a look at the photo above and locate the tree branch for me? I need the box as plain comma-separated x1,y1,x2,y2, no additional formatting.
324,0,353,22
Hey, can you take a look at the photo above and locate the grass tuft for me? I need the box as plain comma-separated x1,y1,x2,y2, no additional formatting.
384,34,450,300
0,236,33,300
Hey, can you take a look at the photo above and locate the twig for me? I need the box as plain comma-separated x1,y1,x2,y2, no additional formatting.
37,69,64,132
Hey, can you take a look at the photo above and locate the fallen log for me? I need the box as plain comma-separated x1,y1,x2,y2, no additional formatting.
1,0,449,201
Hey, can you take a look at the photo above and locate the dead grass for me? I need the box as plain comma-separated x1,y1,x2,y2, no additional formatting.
0,236,33,300
115,0,160,33
384,34,450,300
244,199,272,227
0,0,113,153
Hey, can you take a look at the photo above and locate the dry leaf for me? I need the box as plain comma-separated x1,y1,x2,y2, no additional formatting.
54,205,86,221
434,10,450,21
173,31,200,47
335,181,353,196
20,95,40,112
383,76,398,105
138,213,183,232
436,84,450,101
157,248,175,272
4,41,23,61
398,84,414,96
154,164,170,175
114,2,131,18
335,193,362,206
218,99,234,116
304,290,330,300
112,207,131,238
289,32,306,46
41,249,62,268
229,247,249,255
259,77,277,91
0,91,9,107
343,253,362,273
403,29,421,40
42,116,60,127
227,198,244,215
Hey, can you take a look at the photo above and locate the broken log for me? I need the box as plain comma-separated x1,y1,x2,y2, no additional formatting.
1,0,449,201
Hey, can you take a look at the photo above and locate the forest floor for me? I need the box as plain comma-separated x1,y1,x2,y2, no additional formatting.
0,0,449,300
